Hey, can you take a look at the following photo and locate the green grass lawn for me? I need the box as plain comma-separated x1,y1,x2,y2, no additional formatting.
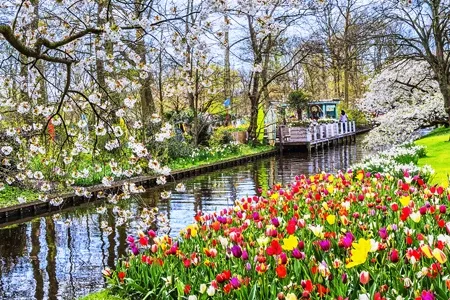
78,290,121,300
415,127,450,185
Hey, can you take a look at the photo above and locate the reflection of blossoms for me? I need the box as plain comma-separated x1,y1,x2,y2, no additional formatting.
156,176,167,185
175,183,186,193
160,190,171,200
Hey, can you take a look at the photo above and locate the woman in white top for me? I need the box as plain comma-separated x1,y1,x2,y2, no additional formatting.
339,110,348,131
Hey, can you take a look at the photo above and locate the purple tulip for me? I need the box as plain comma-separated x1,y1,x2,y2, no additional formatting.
280,252,287,264
421,290,435,300
378,227,388,240
130,244,139,255
271,217,280,227
292,248,303,259
231,245,242,258
230,277,241,289
319,239,331,251
245,262,252,271
342,232,354,248
241,250,249,260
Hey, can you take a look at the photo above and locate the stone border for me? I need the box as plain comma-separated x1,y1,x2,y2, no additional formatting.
0,149,278,227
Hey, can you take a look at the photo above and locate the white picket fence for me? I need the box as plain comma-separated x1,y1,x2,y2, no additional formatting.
278,121,356,143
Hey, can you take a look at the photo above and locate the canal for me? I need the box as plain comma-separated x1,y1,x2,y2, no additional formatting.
0,138,364,299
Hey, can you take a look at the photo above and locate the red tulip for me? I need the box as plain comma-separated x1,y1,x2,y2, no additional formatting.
389,249,400,263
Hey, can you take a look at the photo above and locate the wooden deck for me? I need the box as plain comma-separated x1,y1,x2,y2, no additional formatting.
275,121,357,153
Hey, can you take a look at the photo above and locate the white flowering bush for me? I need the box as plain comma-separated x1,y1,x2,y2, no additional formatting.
352,144,434,182
358,61,447,150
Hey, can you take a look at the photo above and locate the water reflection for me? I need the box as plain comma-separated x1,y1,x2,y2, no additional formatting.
0,139,363,299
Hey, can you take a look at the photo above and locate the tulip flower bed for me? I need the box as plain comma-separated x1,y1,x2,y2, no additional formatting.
106,170,450,300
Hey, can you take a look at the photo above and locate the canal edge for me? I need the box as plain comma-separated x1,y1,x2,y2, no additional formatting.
0,149,279,227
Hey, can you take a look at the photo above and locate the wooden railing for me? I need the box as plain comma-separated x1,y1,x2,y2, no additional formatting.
277,121,356,143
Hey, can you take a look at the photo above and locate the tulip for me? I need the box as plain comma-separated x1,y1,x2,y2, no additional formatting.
285,293,297,300
206,285,215,296
292,248,302,259
231,245,242,258
271,217,280,227
432,248,447,264
389,249,400,263
359,271,370,284
420,290,434,300
318,239,331,251
241,250,249,260
420,244,433,258
298,240,305,250
378,227,388,239
230,277,240,289
326,214,336,225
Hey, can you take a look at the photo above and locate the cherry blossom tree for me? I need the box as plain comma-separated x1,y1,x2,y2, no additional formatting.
0,0,189,204
380,0,450,125
359,60,447,150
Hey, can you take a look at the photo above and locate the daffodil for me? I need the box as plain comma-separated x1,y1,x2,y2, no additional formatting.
346,238,371,268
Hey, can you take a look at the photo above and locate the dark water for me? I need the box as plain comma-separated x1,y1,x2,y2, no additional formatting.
0,139,363,300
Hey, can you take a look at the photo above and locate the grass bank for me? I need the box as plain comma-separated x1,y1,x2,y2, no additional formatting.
0,144,274,208
78,290,120,300
169,144,274,171
415,127,450,185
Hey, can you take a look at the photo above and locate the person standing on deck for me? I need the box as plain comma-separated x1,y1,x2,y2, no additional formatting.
339,110,348,132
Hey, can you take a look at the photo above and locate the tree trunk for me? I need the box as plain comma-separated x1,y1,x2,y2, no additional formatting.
438,76,450,126
158,31,164,115
186,0,195,111
224,14,231,104
96,0,110,101
135,1,155,120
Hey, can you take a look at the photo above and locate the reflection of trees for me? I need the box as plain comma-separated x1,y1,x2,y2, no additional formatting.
254,159,269,196
45,218,59,300
107,209,116,269
0,224,27,273
31,221,44,300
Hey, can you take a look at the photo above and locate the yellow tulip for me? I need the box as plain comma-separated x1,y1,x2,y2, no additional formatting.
282,235,298,251
326,215,336,225
327,185,334,194
420,244,433,259
346,238,371,268
399,195,411,207
432,248,447,264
